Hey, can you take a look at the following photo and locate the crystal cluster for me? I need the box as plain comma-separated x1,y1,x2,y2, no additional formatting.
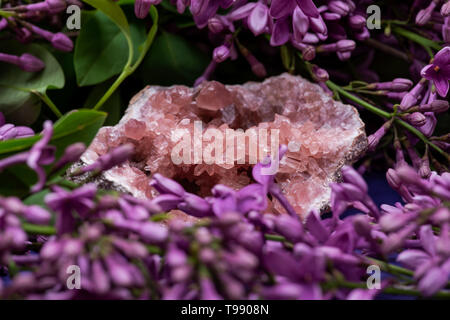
82,73,367,218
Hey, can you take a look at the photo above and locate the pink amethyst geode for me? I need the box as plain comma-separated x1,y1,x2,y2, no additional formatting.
81,73,367,219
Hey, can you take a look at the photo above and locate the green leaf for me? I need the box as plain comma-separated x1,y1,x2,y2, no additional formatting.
74,10,146,86
82,0,130,36
0,109,107,159
139,31,208,85
0,41,64,124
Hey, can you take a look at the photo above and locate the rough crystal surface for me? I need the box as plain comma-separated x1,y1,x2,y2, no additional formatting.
81,73,367,218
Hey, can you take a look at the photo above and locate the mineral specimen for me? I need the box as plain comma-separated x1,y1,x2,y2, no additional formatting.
81,73,367,219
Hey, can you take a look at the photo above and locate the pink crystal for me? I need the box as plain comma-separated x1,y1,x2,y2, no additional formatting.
82,73,367,219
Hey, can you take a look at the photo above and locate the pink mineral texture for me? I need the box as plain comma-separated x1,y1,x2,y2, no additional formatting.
81,73,367,219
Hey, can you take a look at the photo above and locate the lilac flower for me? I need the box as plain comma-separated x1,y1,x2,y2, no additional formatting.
421,46,450,97
397,225,450,296
0,120,54,192
269,0,319,19
45,184,97,235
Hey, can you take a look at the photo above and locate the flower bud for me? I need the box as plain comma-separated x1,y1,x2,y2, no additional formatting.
178,193,212,217
23,205,51,225
336,39,356,52
53,142,86,171
419,100,449,113
391,78,414,91
139,221,168,243
150,173,185,197
46,0,67,14
323,12,341,20
328,1,350,16
0,18,7,31
341,165,368,193
213,45,230,63
415,2,437,26
386,168,401,189
18,53,45,72
404,112,427,127
134,0,152,19
349,15,366,29
51,33,73,52
311,65,329,82
208,17,224,33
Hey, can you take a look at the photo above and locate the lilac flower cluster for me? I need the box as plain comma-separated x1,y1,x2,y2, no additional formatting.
0,0,76,72
135,0,369,82
363,46,450,154
0,121,449,299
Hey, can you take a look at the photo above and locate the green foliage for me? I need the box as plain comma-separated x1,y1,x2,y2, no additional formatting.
74,10,146,86
0,41,65,124
139,31,208,85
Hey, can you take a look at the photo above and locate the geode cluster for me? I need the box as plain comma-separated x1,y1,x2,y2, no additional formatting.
81,73,367,218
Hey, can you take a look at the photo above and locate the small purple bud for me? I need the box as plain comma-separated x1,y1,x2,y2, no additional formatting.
23,205,51,225
380,212,416,233
135,0,152,19
367,120,392,152
208,17,224,33
53,142,86,171
152,194,182,211
400,80,426,110
341,165,368,194
311,64,329,82
83,143,134,173
391,78,414,91
328,1,350,16
336,39,356,52
386,168,402,189
51,33,73,52
150,173,185,197
178,193,212,217
274,215,304,242
104,256,134,287
46,0,67,14
323,12,341,20
40,240,62,260
91,259,111,294
0,18,7,31
213,45,230,63
416,2,437,26
349,15,366,29
18,54,45,72
419,100,449,113
139,221,168,243
404,112,427,127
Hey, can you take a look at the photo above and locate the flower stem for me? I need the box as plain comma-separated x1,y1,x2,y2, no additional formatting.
32,91,62,118
392,27,442,51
